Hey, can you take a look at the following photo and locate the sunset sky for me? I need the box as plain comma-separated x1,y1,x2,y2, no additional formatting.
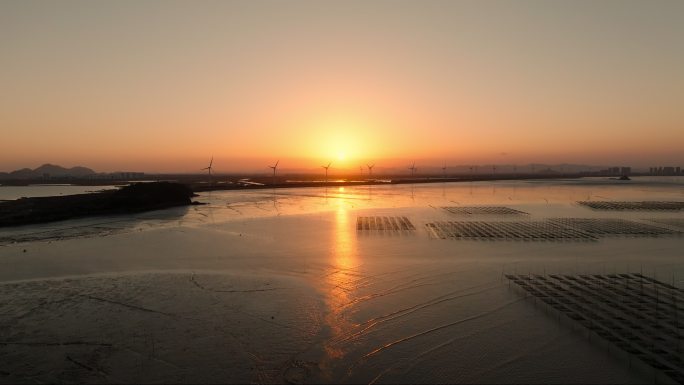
1,0,683,173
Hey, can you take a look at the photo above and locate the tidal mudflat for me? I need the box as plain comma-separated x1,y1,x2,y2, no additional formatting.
1,177,682,383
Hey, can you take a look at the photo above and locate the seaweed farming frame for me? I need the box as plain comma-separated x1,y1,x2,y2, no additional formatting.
426,218,681,242
425,220,596,241
442,206,529,216
549,218,682,237
507,273,684,383
356,216,416,233
579,201,684,211
647,219,684,231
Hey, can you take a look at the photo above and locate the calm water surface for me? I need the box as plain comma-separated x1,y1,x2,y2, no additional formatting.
0,177,683,384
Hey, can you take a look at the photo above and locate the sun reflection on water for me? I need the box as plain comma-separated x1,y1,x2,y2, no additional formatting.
322,193,359,360
333,206,355,271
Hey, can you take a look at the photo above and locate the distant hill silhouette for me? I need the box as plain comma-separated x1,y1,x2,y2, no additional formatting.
0,164,96,179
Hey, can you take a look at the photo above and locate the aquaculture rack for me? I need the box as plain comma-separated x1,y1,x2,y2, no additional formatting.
647,219,684,231
507,273,684,383
425,221,595,241
549,218,682,237
579,201,684,211
442,206,529,216
356,216,415,233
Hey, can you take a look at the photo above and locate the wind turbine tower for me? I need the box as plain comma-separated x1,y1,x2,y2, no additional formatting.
408,162,417,177
367,163,375,178
268,160,279,185
201,156,214,183
322,162,331,182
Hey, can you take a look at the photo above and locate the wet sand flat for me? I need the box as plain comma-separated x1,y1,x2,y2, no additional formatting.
0,178,682,383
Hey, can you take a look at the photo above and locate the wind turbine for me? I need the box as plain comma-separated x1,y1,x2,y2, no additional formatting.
367,163,375,178
408,161,417,177
201,156,213,183
268,160,279,184
322,161,331,182
442,162,447,178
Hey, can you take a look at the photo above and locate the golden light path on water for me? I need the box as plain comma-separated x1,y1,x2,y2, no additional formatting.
332,188,356,273
323,187,359,363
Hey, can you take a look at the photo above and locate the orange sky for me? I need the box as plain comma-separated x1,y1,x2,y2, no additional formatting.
1,1,683,173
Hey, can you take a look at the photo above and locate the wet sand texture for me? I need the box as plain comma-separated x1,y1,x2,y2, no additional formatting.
0,273,324,384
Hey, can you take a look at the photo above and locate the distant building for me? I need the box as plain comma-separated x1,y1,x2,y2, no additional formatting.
649,166,683,175
620,167,631,175
91,172,145,180
113,172,145,180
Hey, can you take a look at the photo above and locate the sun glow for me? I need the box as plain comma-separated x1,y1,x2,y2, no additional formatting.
327,133,356,164
299,114,384,167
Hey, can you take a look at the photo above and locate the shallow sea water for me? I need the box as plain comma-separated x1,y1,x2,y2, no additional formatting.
0,177,683,384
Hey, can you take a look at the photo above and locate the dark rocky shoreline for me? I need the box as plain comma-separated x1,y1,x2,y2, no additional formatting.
0,182,198,227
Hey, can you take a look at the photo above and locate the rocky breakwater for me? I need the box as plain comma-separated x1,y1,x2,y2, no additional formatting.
0,182,199,227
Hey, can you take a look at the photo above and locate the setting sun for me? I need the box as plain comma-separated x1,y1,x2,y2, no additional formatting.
305,128,364,166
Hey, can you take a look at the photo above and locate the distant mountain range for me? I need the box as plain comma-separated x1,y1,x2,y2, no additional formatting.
0,164,96,179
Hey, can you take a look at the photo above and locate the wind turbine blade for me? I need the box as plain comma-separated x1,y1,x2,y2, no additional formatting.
327,162,331,168
275,160,279,168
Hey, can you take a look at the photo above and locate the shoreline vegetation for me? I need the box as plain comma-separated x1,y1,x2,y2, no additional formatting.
0,174,640,227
